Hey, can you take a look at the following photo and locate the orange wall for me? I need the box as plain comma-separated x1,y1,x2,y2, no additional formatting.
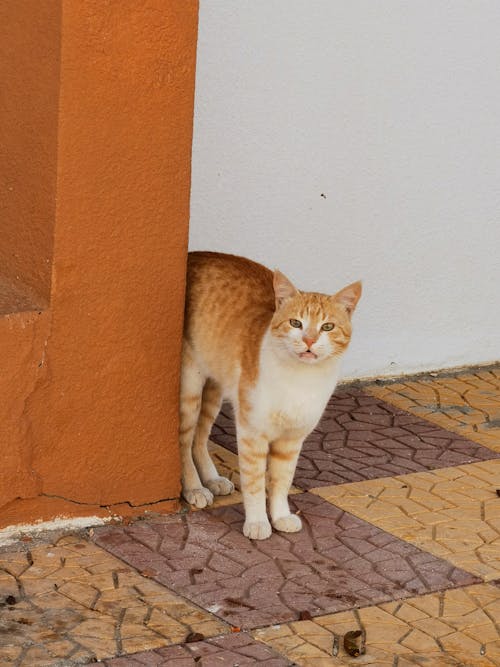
0,312,50,510
0,1,61,305
0,1,199,528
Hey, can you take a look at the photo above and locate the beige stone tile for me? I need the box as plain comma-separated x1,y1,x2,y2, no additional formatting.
312,460,500,581
146,608,186,638
78,570,117,590
400,627,440,652
45,638,77,659
367,368,500,452
57,580,100,608
71,615,115,636
0,646,23,665
0,552,32,578
0,538,228,665
209,440,241,482
0,571,18,598
17,646,56,667
120,633,168,655
20,564,60,579
254,583,500,666
253,623,339,665
390,601,428,623
70,634,118,657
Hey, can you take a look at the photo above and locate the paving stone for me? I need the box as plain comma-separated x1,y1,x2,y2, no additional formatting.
3,365,500,666
367,366,500,453
313,460,500,581
94,493,478,630
0,536,227,666
254,582,500,666
102,631,293,666
211,389,499,490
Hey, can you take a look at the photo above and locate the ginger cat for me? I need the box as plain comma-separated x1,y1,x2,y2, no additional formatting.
180,252,361,540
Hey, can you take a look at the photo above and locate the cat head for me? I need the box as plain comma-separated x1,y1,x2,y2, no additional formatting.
269,270,362,365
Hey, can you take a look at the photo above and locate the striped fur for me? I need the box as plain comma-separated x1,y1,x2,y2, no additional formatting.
180,252,361,539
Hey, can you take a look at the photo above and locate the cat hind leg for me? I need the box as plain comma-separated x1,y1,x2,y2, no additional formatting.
179,343,214,508
193,379,234,497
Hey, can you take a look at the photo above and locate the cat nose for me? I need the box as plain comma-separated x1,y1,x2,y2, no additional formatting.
303,336,316,349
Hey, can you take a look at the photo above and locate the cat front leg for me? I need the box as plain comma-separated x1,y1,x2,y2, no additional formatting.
237,429,271,540
268,437,304,533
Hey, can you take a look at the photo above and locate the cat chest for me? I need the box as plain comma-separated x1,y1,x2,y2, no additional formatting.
250,371,333,437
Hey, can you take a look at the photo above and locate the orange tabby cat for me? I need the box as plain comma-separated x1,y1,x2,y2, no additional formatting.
180,252,361,539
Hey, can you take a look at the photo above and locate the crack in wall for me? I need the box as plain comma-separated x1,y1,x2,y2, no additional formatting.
20,311,53,494
39,492,179,510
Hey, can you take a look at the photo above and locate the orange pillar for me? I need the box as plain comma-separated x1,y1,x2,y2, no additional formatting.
0,0,60,305
0,1,59,519
1,1,199,527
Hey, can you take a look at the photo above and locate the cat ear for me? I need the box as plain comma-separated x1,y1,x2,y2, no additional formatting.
333,280,362,315
273,269,298,306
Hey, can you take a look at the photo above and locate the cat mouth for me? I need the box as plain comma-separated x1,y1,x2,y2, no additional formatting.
299,350,318,360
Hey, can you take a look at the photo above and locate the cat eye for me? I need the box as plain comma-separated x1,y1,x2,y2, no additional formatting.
321,322,335,331
289,319,302,328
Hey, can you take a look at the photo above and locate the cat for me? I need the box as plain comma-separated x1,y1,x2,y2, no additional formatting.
179,251,361,540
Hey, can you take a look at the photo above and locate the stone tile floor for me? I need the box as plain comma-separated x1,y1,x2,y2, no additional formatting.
1,365,500,666
212,388,499,489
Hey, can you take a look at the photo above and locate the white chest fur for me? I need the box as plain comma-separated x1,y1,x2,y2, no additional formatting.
247,334,341,440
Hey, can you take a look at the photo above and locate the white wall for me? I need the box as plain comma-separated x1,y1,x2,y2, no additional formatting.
189,1,500,380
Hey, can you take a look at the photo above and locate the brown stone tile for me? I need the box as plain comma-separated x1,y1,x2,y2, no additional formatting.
94,493,478,630
212,389,499,490
313,460,500,581
102,631,293,666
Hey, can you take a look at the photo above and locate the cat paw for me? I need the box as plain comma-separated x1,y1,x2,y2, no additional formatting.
206,476,234,496
272,514,302,533
182,487,214,508
243,520,272,540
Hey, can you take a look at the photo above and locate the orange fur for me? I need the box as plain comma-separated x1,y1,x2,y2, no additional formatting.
179,251,361,538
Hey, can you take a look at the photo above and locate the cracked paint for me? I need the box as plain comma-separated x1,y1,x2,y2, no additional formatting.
0,311,51,509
